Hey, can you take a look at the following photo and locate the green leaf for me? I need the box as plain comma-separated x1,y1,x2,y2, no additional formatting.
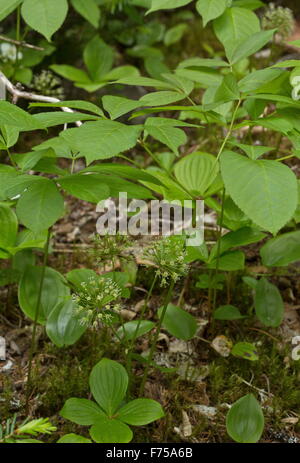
58,174,110,203
82,163,162,186
66,268,97,289
33,111,99,128
18,266,70,324
118,399,164,425
229,142,274,160
147,0,193,14
57,434,92,443
177,57,229,68
213,73,240,104
226,394,264,443
50,65,91,83
208,250,245,271
196,0,228,27
46,299,87,347
158,303,197,341
214,304,245,320
102,96,140,120
90,417,132,444
220,151,298,234
238,68,283,93
140,91,186,107
29,100,104,117
0,0,22,21
60,121,142,165
210,227,266,260
0,101,44,131
60,398,105,425
230,29,275,64
214,7,260,62
21,0,68,41
231,342,259,361
89,358,128,416
70,0,100,28
174,152,219,196
0,204,18,253
164,24,187,46
16,178,65,232
254,278,284,327
260,230,300,267
145,119,187,156
84,36,114,81
116,320,155,341
115,76,173,90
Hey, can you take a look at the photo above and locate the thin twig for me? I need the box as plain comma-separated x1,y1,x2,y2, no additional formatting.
0,71,82,127
0,34,44,51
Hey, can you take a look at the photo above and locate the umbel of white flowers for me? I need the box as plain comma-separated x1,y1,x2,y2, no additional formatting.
72,276,122,329
143,236,188,287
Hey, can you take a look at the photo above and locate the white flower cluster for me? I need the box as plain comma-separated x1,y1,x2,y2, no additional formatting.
72,276,122,329
262,3,294,41
0,43,23,62
144,237,188,287
32,70,64,99
93,233,131,267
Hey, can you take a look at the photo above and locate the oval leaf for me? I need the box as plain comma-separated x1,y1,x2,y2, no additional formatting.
254,277,284,327
226,394,264,443
89,358,128,416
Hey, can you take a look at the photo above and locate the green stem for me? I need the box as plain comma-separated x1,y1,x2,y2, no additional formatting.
212,188,226,313
139,280,175,395
25,229,51,413
126,274,157,393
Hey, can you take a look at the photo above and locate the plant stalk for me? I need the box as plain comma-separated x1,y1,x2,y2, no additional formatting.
25,229,51,413
139,280,175,395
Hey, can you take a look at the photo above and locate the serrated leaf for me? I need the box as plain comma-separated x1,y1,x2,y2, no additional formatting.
0,101,44,131
29,100,104,117
220,151,298,234
70,0,100,28
196,0,228,27
140,91,186,107
84,36,114,81
21,0,68,41
0,0,22,20
102,96,140,120
60,121,142,165
214,7,260,62
58,174,110,203
147,0,193,14
231,29,275,64
226,394,264,443
16,178,65,232
50,64,91,83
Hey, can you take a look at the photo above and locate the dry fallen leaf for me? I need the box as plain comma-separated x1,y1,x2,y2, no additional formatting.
211,335,232,357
